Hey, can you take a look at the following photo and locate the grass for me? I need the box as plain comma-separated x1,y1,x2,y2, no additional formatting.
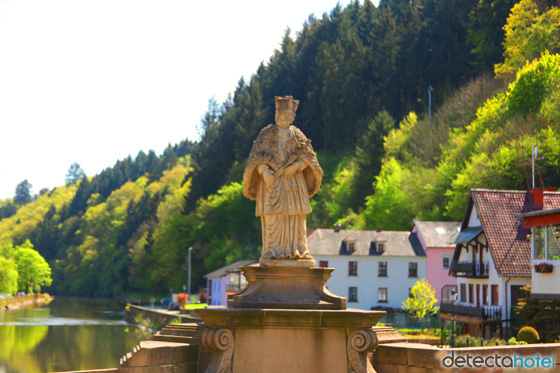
184,303,206,310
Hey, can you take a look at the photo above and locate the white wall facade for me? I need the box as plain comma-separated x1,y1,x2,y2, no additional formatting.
315,254,427,310
455,233,530,319
206,275,230,306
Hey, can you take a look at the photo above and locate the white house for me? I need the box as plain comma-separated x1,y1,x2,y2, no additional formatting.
308,228,426,310
441,189,560,338
516,189,560,299
204,260,257,306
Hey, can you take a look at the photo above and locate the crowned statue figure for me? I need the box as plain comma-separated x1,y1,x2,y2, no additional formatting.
243,96,323,267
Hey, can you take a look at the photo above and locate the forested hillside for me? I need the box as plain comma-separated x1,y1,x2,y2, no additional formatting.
1,0,560,297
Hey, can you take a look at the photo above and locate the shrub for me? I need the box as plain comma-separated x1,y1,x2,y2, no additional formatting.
508,337,528,345
517,326,540,343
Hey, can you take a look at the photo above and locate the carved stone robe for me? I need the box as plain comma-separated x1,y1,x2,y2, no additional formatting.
243,124,322,259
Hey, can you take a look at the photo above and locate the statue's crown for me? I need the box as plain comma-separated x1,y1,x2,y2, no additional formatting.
275,96,299,113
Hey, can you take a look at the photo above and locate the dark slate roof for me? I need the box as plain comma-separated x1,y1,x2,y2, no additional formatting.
468,189,560,276
308,229,425,257
414,221,461,248
204,260,257,279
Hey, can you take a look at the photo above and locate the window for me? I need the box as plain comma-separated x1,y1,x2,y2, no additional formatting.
377,242,385,253
534,226,546,260
460,283,466,302
348,241,356,252
408,288,413,298
468,284,474,304
349,261,358,276
378,288,388,303
378,261,387,277
547,226,560,260
491,285,499,305
532,225,560,261
408,262,418,277
482,284,488,305
348,287,358,302
319,260,329,268
442,255,451,270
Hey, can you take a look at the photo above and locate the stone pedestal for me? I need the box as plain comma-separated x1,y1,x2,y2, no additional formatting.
229,266,346,310
196,266,389,372
196,307,385,373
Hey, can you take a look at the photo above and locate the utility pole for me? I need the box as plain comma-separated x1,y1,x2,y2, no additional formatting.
532,144,538,189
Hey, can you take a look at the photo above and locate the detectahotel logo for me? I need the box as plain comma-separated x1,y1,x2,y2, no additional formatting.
437,349,555,369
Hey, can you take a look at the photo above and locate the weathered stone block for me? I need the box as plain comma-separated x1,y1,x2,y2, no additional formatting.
375,343,409,365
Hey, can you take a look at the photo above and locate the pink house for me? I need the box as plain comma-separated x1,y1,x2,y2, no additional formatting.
412,220,460,303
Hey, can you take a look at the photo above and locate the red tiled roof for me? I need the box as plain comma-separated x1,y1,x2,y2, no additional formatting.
471,189,560,276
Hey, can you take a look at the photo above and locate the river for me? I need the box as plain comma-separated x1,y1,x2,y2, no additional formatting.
0,296,150,373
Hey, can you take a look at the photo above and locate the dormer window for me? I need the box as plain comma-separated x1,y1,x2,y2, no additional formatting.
374,236,386,254
344,236,357,253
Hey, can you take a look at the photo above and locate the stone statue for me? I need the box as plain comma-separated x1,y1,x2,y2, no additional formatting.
243,96,322,266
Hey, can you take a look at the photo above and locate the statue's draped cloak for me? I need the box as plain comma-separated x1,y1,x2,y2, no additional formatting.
243,124,323,259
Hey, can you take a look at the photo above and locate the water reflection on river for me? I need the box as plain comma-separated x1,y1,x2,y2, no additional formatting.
0,296,150,373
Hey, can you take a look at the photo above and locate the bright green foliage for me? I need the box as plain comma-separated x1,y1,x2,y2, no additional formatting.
363,158,415,230
507,52,560,117
13,240,52,293
0,256,18,294
0,183,78,245
517,326,540,343
496,0,560,77
402,279,440,321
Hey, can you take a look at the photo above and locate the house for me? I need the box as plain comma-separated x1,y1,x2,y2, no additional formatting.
308,228,426,311
516,189,560,300
204,260,257,306
441,189,560,338
412,220,460,304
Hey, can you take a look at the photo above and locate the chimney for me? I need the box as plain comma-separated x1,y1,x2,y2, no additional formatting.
529,189,544,208
376,227,382,232
334,223,342,233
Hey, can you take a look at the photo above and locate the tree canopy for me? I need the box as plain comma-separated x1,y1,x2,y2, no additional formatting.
14,240,52,294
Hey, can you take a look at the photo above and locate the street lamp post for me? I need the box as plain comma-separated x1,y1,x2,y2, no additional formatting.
188,247,193,298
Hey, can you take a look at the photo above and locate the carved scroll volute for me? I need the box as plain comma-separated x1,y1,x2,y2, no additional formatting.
347,329,378,373
203,328,234,373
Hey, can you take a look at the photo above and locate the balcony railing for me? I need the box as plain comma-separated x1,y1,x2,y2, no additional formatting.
450,260,489,278
440,302,502,319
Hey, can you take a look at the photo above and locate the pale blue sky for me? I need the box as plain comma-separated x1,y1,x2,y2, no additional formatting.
0,0,365,200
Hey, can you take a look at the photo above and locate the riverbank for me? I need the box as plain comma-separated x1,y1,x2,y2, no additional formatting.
0,293,52,311
124,304,200,331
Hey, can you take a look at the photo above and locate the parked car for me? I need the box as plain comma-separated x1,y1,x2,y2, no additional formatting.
161,298,171,308
167,302,179,311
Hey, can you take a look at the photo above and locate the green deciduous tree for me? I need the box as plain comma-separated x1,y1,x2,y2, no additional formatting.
14,240,52,294
496,0,560,78
0,256,18,294
402,279,439,328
